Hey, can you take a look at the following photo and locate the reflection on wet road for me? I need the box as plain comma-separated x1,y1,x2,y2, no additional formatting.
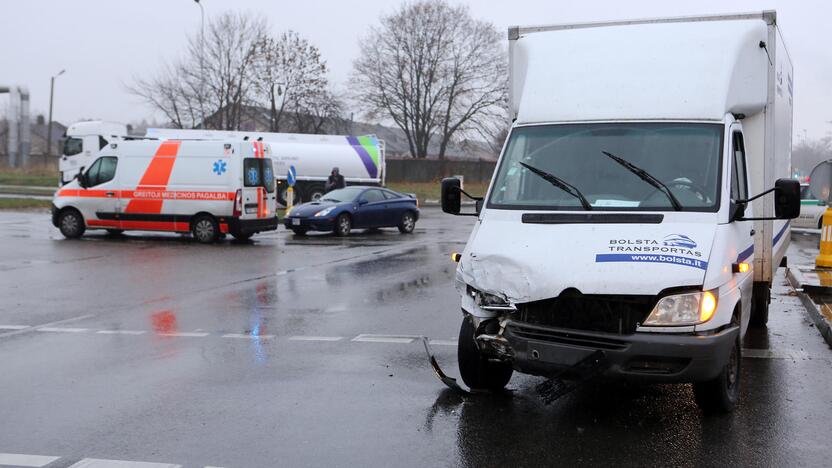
0,211,830,467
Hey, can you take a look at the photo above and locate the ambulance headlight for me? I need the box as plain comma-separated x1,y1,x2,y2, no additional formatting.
314,207,335,217
643,290,718,326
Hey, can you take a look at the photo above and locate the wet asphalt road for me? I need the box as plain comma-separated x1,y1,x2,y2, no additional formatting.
0,210,830,468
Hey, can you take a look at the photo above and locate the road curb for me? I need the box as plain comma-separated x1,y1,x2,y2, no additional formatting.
787,267,832,348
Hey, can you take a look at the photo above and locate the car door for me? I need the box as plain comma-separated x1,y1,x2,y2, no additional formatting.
80,156,120,228
353,189,386,228
381,190,405,226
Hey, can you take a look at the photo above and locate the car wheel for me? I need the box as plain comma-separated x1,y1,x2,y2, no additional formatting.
106,229,124,236
398,211,416,234
58,209,85,239
291,228,308,236
334,213,351,237
457,316,513,391
693,337,741,414
192,214,219,244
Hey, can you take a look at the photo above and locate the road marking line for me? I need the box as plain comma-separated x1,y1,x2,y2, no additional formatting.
352,334,417,344
68,459,181,468
0,453,61,467
37,327,89,333
288,335,344,342
221,333,275,339
429,339,457,346
157,332,210,338
743,348,809,360
0,325,30,330
97,330,147,335
0,314,95,338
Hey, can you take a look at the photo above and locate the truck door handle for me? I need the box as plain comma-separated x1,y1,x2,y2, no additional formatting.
106,192,115,197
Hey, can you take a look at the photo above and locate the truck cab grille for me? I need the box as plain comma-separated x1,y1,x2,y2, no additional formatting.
517,292,657,335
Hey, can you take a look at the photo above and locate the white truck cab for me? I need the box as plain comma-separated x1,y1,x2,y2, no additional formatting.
60,121,128,184
441,12,799,413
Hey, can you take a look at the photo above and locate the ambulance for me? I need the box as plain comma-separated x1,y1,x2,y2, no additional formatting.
52,139,279,243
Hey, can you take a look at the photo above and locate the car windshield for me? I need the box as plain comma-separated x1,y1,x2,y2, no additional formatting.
321,187,365,202
488,123,724,212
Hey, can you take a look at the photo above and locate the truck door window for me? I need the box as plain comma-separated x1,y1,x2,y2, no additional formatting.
99,136,109,150
63,137,83,156
85,157,117,187
731,132,748,201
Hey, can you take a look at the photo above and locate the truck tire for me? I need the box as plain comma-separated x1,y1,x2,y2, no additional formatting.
278,186,300,207
749,282,770,328
291,228,308,236
305,184,327,202
58,209,85,239
192,214,219,244
693,337,741,414
457,316,513,391
397,211,416,234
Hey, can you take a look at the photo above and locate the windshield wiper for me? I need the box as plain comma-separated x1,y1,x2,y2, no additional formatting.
519,161,592,210
601,151,682,211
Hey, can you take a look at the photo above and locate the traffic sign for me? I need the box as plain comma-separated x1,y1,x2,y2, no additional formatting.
287,165,297,187
810,160,832,203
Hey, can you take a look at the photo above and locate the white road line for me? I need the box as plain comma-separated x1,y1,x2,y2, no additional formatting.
221,333,275,339
37,327,89,333
352,334,417,344
97,330,147,335
0,453,61,467
428,339,457,346
288,335,344,342
0,313,95,338
157,332,210,338
68,459,181,468
0,325,30,330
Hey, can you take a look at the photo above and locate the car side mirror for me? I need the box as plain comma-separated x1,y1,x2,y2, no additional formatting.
441,178,461,215
774,178,800,219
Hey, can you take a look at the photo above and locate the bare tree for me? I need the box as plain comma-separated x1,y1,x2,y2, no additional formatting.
292,89,344,134
254,31,329,132
130,11,267,130
351,0,506,159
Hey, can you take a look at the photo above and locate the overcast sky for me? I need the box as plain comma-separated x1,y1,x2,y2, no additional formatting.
1,0,829,139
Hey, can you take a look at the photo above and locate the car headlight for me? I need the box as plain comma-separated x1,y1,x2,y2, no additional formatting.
643,290,718,326
314,206,335,217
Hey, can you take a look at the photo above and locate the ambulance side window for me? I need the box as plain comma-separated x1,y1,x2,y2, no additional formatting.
85,157,118,186
731,132,748,201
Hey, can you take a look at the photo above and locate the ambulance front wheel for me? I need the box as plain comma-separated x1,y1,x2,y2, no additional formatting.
192,214,219,244
58,209,85,239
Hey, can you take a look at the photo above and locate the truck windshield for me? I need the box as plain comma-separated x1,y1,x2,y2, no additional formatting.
488,123,723,212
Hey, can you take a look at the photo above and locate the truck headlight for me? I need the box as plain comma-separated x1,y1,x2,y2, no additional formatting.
467,285,516,312
314,207,335,217
643,290,718,326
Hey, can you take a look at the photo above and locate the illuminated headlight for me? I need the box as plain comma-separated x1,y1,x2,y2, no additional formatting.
643,290,718,326
314,207,335,217
467,285,516,312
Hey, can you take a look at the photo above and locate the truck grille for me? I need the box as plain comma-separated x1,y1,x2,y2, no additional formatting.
517,292,657,335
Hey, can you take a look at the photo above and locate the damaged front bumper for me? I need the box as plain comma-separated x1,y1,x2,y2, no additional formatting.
475,317,738,383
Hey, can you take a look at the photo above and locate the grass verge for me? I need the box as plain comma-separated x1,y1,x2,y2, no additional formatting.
0,168,59,187
0,198,53,211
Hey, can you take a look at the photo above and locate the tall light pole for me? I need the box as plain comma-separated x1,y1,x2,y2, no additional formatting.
194,0,205,128
47,69,65,159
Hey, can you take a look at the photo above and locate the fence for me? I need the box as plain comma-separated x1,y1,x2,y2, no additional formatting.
385,158,497,183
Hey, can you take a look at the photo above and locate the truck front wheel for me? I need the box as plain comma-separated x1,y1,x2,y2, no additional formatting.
693,337,741,414
749,282,770,328
457,316,513,391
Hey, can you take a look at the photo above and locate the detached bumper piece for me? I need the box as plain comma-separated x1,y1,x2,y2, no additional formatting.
504,320,738,383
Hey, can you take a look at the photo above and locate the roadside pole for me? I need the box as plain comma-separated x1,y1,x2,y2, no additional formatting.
286,165,297,212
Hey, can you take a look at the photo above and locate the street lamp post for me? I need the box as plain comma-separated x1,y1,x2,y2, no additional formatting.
194,0,205,128
47,69,65,159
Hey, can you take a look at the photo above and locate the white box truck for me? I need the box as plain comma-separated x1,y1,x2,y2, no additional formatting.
440,11,798,412
52,139,278,243
59,121,128,184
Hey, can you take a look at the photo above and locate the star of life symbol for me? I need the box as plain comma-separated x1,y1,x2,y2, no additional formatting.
247,167,259,185
212,160,227,176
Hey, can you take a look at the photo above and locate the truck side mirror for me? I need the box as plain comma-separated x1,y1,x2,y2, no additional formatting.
774,178,800,219
441,178,462,215
729,201,746,222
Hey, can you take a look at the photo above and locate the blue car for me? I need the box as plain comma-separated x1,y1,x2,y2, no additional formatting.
283,186,419,236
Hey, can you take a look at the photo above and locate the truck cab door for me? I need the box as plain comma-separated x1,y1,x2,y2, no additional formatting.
728,127,754,328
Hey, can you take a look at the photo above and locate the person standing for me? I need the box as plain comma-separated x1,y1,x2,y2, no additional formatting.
325,167,346,192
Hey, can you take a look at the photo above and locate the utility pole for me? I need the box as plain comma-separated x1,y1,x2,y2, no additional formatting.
47,69,65,159
194,0,205,128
